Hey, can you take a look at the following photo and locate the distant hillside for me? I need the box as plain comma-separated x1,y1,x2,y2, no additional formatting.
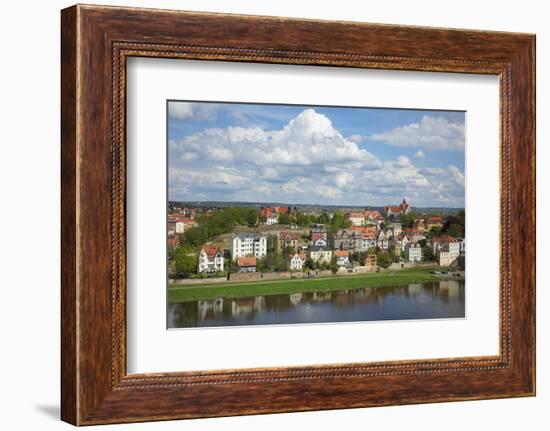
169,200,464,215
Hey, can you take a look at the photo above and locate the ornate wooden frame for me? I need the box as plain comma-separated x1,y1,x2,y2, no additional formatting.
61,4,536,425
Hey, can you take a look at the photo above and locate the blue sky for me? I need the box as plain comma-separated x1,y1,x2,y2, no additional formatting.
168,101,465,207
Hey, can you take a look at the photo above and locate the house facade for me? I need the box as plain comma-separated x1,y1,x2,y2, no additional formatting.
331,229,362,251
432,235,460,266
334,250,350,267
310,224,327,242
384,198,411,217
237,256,257,272
277,231,301,251
198,245,225,274
308,246,333,264
265,214,278,225
364,254,378,271
425,215,444,231
405,243,422,262
345,212,365,226
232,233,267,259
289,253,306,271
377,231,389,250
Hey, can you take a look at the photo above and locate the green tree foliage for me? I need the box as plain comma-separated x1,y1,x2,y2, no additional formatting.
400,212,417,228
327,211,351,233
183,207,260,246
423,246,435,262
304,257,315,270
377,250,391,268
174,246,198,274
245,209,258,227
330,256,339,274
278,212,291,225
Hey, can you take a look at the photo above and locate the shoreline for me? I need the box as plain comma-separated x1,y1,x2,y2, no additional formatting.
167,268,464,303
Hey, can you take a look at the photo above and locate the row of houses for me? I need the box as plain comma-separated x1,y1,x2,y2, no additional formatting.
197,229,464,275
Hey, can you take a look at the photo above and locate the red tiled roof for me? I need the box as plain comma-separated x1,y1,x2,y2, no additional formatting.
364,210,382,219
202,245,222,257
385,205,401,212
278,231,301,240
350,226,377,236
432,235,458,243
334,250,350,257
237,257,257,267
426,216,444,223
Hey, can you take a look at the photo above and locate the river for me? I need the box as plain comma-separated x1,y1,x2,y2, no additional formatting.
167,279,465,328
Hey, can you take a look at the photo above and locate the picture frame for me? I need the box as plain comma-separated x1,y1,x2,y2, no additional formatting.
61,4,535,425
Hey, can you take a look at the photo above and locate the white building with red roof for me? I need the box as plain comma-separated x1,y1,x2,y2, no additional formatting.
197,245,225,274
384,198,411,217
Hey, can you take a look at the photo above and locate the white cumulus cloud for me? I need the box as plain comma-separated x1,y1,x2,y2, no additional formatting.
168,102,218,121
169,109,465,207
369,115,465,151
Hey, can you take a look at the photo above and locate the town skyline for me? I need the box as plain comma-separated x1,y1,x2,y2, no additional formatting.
168,101,465,207
169,199,465,211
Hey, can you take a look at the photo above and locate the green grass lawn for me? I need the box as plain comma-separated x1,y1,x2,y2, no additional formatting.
168,267,458,303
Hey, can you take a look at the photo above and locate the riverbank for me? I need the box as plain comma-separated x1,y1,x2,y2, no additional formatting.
167,267,462,302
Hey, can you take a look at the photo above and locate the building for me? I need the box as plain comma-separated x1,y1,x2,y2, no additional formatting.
432,235,460,266
331,229,362,251
403,228,426,243
308,246,333,264
167,221,176,237
425,215,444,231
167,236,179,250
333,250,350,267
384,198,411,217
459,238,466,253
390,234,409,256
363,209,383,224
310,224,327,242
289,253,306,271
377,231,389,250
363,254,378,271
232,233,267,259
405,243,422,262
345,212,365,226
390,222,402,236
313,238,327,246
197,245,225,274
432,235,460,255
350,225,378,237
277,231,301,251
174,218,197,234
265,214,278,225
361,235,377,251
413,218,426,232
237,256,257,272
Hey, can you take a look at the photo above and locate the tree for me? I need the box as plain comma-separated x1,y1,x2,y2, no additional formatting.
400,212,417,228
423,246,435,262
174,247,197,274
445,223,464,238
245,209,258,227
304,257,315,270
330,257,339,274
377,250,391,268
278,212,291,225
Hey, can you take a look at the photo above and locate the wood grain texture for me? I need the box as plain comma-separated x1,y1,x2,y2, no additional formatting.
60,4,536,425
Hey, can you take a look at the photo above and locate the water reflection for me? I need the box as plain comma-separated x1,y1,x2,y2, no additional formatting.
168,280,465,328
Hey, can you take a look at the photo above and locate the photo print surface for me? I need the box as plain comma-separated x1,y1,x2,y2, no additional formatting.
166,101,466,328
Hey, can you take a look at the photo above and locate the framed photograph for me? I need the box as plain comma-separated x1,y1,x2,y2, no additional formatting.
61,4,535,425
